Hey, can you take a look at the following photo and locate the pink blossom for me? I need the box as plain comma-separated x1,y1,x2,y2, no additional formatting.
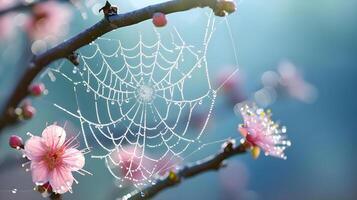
24,125,85,194
216,69,239,93
277,61,317,103
109,145,179,183
190,110,211,130
216,68,246,104
260,61,317,104
238,103,291,159
109,145,153,183
152,156,180,177
25,1,72,42
219,160,256,200
0,15,13,40
0,0,17,40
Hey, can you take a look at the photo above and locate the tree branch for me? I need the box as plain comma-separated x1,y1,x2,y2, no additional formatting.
123,140,247,200
0,0,236,132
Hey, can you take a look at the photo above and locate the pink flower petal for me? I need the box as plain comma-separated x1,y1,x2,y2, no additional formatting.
42,125,66,149
62,148,85,171
31,161,50,185
238,126,248,137
49,166,74,194
24,136,46,161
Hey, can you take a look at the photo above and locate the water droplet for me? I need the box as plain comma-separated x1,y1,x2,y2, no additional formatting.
140,192,145,197
72,68,77,74
35,182,44,186
281,126,287,133
11,189,17,194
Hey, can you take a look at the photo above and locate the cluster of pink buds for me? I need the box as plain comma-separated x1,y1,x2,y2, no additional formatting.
216,69,246,104
13,101,36,120
12,83,46,121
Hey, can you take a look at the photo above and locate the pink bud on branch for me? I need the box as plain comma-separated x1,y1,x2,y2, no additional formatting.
22,103,36,119
152,12,167,27
29,83,45,96
9,135,24,149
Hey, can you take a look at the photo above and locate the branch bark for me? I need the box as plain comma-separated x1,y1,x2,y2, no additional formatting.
0,0,236,131
124,141,247,200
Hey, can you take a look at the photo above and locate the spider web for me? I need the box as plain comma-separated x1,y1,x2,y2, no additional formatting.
40,12,238,187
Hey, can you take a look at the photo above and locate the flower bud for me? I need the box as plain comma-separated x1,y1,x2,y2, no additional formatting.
9,135,24,149
22,104,36,119
30,83,45,96
251,146,261,160
152,12,167,27
168,171,179,182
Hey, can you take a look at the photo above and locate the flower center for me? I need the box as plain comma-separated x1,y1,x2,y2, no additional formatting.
43,149,64,170
246,134,258,146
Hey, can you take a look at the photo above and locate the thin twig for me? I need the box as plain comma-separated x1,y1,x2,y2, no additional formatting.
123,141,247,200
49,193,62,200
0,0,236,131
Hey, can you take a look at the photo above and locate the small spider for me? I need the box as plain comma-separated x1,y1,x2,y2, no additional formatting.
99,1,118,19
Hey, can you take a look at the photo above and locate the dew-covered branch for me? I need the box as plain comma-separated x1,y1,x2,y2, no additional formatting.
124,140,247,200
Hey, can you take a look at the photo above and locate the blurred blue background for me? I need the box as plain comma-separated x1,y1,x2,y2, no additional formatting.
1,0,357,199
